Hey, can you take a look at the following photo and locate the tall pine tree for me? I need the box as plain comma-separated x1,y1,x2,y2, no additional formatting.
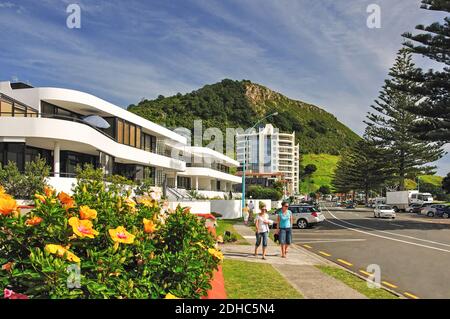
365,49,443,191
402,0,450,142
332,139,390,203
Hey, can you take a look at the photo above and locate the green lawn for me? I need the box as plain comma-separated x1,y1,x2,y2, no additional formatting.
316,265,398,299
223,259,303,299
300,153,340,193
216,219,249,245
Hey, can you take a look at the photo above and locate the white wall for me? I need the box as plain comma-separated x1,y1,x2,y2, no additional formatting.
210,200,242,219
47,177,77,194
168,201,211,214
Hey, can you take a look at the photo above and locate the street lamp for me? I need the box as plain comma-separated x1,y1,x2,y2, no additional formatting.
241,112,278,216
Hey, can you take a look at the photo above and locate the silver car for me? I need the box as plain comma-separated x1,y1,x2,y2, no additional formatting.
421,204,447,217
270,205,326,229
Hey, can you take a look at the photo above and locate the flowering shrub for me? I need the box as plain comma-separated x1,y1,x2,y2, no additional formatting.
0,175,222,299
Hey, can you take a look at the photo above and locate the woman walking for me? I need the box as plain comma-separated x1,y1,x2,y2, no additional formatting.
276,201,293,258
254,205,270,260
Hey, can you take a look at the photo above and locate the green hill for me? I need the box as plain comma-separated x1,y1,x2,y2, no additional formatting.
127,79,361,155
300,154,340,193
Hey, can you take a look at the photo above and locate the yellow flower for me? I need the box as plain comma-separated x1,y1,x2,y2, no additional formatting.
44,186,55,197
0,196,18,216
79,206,97,220
0,185,6,196
165,293,180,299
208,248,224,261
34,194,46,203
45,244,80,263
25,216,43,227
108,226,135,244
124,197,137,212
68,217,99,239
143,218,157,234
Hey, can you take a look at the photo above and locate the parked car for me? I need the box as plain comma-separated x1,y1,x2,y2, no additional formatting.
345,201,356,209
416,203,434,215
421,204,448,217
374,205,396,219
269,205,326,229
435,206,450,219
406,203,422,213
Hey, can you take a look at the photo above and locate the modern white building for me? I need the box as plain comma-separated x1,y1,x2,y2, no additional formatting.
236,124,300,195
0,81,241,199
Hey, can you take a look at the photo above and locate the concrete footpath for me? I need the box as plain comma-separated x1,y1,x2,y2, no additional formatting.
221,223,366,299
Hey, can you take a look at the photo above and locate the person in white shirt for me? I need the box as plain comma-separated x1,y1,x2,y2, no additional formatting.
254,205,271,260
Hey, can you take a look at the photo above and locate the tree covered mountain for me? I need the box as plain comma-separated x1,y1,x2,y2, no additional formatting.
127,79,361,155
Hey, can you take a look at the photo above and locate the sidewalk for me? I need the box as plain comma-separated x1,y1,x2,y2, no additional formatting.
221,223,366,299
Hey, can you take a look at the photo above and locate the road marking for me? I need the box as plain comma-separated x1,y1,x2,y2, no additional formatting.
323,207,450,253
404,292,419,299
303,244,313,249
319,251,331,257
326,207,450,247
295,239,366,244
388,223,404,227
382,281,398,289
359,270,372,276
337,259,353,267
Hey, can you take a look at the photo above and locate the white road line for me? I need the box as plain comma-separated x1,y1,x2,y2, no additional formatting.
325,209,450,248
322,207,450,253
295,239,366,244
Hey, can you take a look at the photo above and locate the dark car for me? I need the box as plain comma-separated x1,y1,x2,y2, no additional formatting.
410,203,431,214
435,206,450,219
407,203,422,213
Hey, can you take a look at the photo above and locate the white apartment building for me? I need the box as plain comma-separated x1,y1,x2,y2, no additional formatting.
0,81,241,199
236,124,300,195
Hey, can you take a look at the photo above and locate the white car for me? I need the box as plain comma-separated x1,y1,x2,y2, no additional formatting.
374,205,396,219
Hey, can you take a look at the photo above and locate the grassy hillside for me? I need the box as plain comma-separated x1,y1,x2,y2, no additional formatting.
128,79,361,155
300,154,340,193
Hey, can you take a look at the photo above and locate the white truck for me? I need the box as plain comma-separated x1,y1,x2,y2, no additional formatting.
386,190,433,212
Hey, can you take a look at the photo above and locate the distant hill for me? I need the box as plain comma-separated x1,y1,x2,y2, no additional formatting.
127,79,361,155
300,154,340,193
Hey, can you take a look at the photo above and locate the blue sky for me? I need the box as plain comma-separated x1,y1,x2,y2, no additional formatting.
0,0,448,175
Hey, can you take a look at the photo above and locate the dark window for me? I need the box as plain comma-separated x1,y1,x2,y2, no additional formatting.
61,151,98,177
0,143,25,171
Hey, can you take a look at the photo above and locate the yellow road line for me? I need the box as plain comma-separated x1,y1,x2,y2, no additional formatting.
337,259,353,267
319,251,331,257
404,292,419,299
382,281,398,289
303,244,312,249
359,270,372,276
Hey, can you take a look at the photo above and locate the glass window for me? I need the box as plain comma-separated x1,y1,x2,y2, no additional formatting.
14,104,26,117
145,135,151,152
0,100,13,116
124,122,130,145
130,125,136,147
136,127,141,149
27,107,38,117
41,102,55,116
117,120,124,144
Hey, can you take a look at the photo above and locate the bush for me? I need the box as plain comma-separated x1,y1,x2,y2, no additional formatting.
0,157,50,200
246,186,282,201
0,172,221,299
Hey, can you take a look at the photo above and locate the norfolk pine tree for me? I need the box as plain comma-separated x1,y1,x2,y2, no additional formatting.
365,49,443,191
402,0,450,142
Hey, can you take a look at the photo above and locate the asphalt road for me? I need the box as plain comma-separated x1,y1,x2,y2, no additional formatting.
290,204,450,299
